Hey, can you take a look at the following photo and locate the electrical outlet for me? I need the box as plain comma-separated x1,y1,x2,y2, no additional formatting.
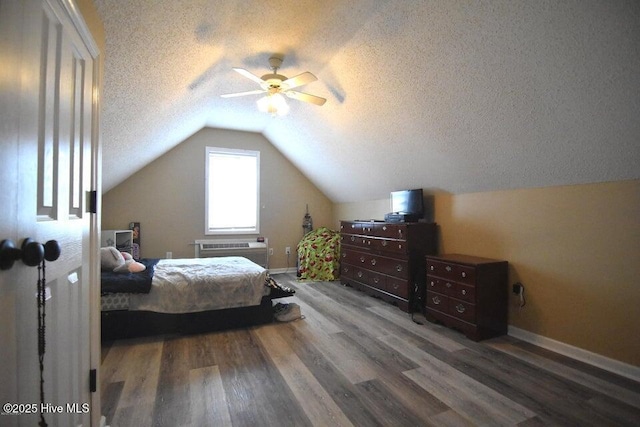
269,248,274,256
166,251,172,259
285,246,291,255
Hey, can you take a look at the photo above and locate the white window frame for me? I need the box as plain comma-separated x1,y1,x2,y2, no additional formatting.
205,146,260,235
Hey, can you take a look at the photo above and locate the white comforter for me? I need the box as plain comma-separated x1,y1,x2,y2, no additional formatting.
127,257,269,314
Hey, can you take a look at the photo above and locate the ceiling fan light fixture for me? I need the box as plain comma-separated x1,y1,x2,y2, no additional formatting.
222,55,326,113
257,93,289,116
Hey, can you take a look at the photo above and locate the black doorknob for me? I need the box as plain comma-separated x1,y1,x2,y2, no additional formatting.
0,239,21,270
44,240,61,262
21,238,44,267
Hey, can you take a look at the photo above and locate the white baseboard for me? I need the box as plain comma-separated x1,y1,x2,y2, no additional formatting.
508,326,640,383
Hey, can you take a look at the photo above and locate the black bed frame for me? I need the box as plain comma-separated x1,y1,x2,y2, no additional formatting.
101,288,293,341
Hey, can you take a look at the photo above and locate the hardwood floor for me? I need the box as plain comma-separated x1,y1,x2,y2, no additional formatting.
101,273,640,426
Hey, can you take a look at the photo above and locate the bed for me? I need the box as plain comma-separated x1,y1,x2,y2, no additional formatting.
100,256,293,340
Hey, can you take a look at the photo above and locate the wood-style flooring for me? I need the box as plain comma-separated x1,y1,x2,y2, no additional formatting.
101,273,640,426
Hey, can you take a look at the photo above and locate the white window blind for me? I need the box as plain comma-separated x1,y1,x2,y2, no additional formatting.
205,147,260,234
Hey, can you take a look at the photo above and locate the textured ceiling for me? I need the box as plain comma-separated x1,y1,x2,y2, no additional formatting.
95,0,640,202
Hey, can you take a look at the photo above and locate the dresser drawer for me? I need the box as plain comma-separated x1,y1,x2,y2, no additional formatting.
427,276,454,296
426,259,476,285
371,238,407,254
341,263,368,282
369,270,386,289
341,248,367,265
448,298,476,323
454,283,475,303
342,261,389,290
341,263,356,278
341,233,408,256
426,291,448,312
341,233,366,248
368,255,409,279
343,249,407,277
386,277,410,299
373,223,406,239
341,222,364,233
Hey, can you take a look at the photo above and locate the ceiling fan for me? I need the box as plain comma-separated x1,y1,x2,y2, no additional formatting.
221,55,326,115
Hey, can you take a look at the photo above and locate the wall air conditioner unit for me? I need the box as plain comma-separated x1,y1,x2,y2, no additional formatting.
194,238,268,268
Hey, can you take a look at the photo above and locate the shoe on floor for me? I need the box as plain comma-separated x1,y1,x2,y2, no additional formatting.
273,302,289,314
275,302,302,322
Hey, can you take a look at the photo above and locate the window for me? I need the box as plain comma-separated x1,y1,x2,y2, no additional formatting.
205,147,260,235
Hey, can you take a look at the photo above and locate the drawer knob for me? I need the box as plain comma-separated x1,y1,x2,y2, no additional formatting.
432,296,441,305
357,271,363,278
455,304,466,313
373,277,379,284
445,266,452,272
342,253,346,258
393,283,399,290
396,265,403,272
461,272,467,278
371,258,377,266
430,281,435,287
430,265,434,271
382,226,387,231
344,266,349,272
446,282,452,288
360,256,365,263
381,240,388,246
350,236,355,241
461,289,466,295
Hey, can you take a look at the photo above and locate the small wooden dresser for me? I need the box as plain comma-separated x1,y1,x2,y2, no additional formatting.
425,254,508,341
340,220,436,312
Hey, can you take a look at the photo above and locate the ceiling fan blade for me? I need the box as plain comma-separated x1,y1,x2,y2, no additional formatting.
281,72,317,90
284,90,327,106
220,89,265,98
233,68,265,85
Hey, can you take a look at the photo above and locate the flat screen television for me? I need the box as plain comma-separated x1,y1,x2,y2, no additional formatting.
390,189,424,217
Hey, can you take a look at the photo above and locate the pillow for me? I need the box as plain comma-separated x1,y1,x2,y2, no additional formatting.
101,247,125,271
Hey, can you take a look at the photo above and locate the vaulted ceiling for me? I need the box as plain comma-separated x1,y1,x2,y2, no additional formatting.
94,0,639,203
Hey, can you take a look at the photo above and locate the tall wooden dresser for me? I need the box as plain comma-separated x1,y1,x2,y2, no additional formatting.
425,254,508,341
340,220,436,312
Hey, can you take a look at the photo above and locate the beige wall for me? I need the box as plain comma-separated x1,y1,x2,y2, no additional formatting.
335,179,640,366
77,0,105,51
102,127,333,268
104,128,639,366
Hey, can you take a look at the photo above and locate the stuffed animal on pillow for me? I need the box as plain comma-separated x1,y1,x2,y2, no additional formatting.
120,251,146,272
100,247,146,273
101,246,124,271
